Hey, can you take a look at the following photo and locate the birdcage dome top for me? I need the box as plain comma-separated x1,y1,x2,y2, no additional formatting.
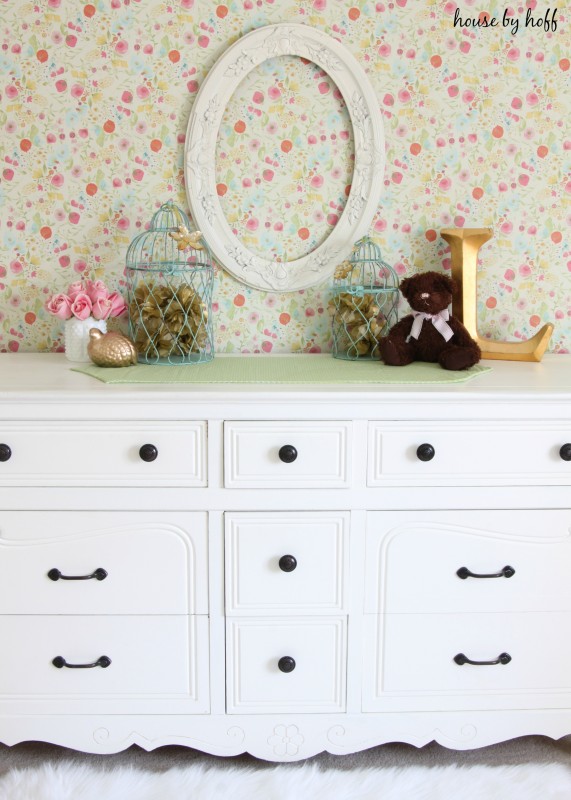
125,200,212,273
148,200,191,232
333,236,398,292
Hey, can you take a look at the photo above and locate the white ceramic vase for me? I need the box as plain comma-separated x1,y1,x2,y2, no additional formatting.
64,317,107,363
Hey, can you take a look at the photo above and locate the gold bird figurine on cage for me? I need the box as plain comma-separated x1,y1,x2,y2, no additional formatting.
87,329,138,367
169,225,204,252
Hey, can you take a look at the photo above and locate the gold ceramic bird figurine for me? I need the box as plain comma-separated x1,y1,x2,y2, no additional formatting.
169,225,204,251
87,329,138,367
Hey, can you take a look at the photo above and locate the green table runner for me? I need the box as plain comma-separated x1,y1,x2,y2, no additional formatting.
73,356,491,385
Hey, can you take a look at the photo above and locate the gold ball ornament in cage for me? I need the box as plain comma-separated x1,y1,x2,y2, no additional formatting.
329,292,387,357
129,282,209,359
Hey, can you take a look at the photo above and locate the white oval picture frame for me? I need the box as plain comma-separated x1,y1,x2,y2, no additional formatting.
184,24,385,292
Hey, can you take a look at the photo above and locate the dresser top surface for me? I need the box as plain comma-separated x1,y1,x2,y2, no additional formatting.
0,353,570,403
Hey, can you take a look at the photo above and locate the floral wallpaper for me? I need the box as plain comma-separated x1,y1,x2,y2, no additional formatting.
0,0,569,355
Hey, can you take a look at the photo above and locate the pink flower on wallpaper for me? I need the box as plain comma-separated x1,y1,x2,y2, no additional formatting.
268,86,281,100
519,264,532,277
313,0,326,9
526,92,539,106
246,218,259,231
136,86,150,100
378,43,391,57
310,175,324,188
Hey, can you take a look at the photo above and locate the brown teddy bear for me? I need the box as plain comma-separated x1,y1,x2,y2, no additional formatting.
379,271,481,370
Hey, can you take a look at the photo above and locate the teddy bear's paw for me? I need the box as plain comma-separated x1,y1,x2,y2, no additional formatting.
439,345,480,371
379,337,415,367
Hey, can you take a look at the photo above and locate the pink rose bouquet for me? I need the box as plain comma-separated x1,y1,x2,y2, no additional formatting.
45,281,127,321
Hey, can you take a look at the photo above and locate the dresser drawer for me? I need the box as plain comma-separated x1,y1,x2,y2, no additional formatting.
225,512,349,615
0,615,209,712
364,612,571,712
226,617,346,713
224,421,351,488
368,422,571,486
0,422,206,487
0,511,208,615
365,510,571,614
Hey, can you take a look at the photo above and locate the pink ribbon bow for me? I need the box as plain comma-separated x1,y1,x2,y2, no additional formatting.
406,309,454,343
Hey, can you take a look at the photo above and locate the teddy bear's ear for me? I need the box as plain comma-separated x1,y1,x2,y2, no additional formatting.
435,274,456,294
399,277,412,298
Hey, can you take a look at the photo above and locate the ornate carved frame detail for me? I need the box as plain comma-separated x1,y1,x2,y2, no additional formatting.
184,23,385,292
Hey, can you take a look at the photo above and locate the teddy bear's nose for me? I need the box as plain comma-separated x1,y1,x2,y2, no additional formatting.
420,293,430,299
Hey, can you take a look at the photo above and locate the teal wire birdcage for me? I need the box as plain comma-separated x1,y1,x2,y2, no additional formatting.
126,201,214,365
331,236,399,360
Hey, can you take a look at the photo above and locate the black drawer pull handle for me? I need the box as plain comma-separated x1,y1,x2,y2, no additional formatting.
0,444,12,462
278,555,297,573
278,445,298,464
457,565,515,580
52,655,111,669
416,443,435,462
48,568,108,582
560,444,571,462
278,656,296,673
454,652,511,666
139,444,158,462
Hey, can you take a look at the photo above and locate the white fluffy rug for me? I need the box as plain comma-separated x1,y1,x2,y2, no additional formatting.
1,761,571,800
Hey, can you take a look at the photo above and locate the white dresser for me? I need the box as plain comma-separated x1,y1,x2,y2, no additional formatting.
0,353,570,761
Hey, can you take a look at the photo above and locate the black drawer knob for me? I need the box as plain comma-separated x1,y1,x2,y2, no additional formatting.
139,444,158,462
278,445,298,464
278,555,297,573
416,443,435,462
0,444,12,462
278,656,296,673
560,444,571,462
